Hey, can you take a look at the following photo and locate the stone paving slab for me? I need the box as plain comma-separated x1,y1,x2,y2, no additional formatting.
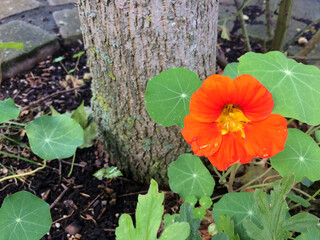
53,8,82,44
0,20,60,79
48,0,75,6
0,0,42,20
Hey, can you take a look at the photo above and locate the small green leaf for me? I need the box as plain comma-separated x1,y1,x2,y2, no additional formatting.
271,129,320,181
0,98,21,123
301,178,314,187
295,226,320,240
0,191,52,240
145,68,202,127
168,154,215,200
53,56,65,62
175,202,202,240
287,193,310,207
185,195,198,207
213,192,257,240
220,21,230,41
222,63,239,79
93,166,123,180
49,105,60,116
0,42,23,50
217,215,240,240
73,51,85,58
163,213,179,229
282,213,318,233
79,121,97,149
239,51,320,125
26,115,84,160
199,196,213,209
208,223,218,236
159,222,190,240
71,101,88,128
193,207,206,221
315,130,320,142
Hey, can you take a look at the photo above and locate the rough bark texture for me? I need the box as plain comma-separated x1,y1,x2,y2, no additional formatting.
76,0,219,186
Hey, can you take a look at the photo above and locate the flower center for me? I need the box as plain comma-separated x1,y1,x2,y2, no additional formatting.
216,104,250,138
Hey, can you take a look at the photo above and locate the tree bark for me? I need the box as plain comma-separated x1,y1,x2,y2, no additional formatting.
76,0,219,186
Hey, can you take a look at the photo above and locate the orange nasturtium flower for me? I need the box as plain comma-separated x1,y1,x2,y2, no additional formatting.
181,74,288,171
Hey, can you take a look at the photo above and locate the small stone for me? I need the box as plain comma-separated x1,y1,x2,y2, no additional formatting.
298,37,308,46
55,222,61,228
65,222,81,235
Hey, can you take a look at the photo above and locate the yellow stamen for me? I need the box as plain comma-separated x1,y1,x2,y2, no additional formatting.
216,104,250,138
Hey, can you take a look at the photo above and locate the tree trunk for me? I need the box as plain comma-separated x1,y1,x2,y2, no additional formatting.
76,0,219,186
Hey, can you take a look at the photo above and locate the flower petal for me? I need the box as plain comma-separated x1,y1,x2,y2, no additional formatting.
208,133,253,171
234,74,274,121
243,114,288,158
181,114,222,157
189,75,237,122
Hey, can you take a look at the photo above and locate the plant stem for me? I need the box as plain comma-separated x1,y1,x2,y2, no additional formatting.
0,162,23,182
0,150,40,165
265,0,273,38
4,121,26,127
287,118,294,125
212,166,222,178
241,182,274,191
290,187,320,210
306,125,320,135
0,133,30,149
234,0,251,52
235,167,273,192
59,62,69,74
271,0,294,51
67,152,76,177
292,187,312,198
0,160,46,183
227,163,240,192
219,166,235,184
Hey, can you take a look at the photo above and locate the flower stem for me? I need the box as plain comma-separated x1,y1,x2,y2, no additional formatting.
4,121,26,127
67,152,76,177
0,150,40,165
227,163,240,192
0,160,46,183
286,118,294,125
212,166,222,179
219,166,235,184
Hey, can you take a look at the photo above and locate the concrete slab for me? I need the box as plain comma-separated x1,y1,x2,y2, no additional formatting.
0,21,60,79
48,0,75,6
53,8,82,44
292,0,320,21
0,0,42,20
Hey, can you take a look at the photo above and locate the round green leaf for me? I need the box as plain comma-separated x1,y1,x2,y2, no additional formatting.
0,191,52,240
213,192,258,240
199,195,213,209
0,98,21,124
239,51,320,125
26,115,84,160
145,68,202,128
222,62,239,79
168,154,215,200
193,207,206,220
271,128,320,182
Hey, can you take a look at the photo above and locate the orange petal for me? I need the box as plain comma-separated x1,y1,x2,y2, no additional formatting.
208,133,253,171
243,114,288,158
181,114,222,157
189,75,237,122
234,74,274,121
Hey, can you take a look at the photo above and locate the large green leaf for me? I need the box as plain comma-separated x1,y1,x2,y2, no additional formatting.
238,51,320,125
222,63,239,79
168,154,215,200
271,129,320,181
213,192,258,240
0,98,21,123
145,68,202,127
295,226,320,240
26,115,84,160
0,191,52,240
115,179,190,240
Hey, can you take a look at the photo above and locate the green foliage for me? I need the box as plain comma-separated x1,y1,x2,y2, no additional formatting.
239,51,320,125
73,51,85,58
243,175,318,240
163,213,179,229
222,63,239,79
0,98,21,124
145,68,202,127
271,129,320,181
217,215,240,240
168,154,215,200
115,179,190,240
193,207,206,221
71,102,97,149
175,202,202,240
0,42,23,50
52,56,65,63
0,191,52,240
295,226,320,240
208,223,218,236
93,166,123,180
287,193,310,208
199,196,213,209
315,130,320,143
26,115,84,160
211,233,230,240
213,192,257,240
